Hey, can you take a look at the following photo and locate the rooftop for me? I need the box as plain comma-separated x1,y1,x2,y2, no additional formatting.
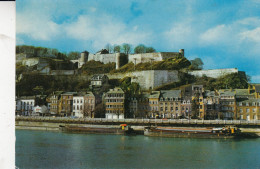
160,90,181,98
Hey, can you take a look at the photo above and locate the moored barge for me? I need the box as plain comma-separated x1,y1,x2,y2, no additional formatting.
144,126,257,139
59,124,136,135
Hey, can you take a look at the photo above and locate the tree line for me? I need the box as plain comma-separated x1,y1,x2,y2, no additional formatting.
104,43,156,54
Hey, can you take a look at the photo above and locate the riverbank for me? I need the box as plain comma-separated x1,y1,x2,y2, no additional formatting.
15,120,260,136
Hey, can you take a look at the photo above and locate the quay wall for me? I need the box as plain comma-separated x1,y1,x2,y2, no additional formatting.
15,117,260,135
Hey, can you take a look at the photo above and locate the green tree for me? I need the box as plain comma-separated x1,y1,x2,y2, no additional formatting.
190,58,204,70
67,51,80,60
146,47,156,53
122,43,132,54
113,45,121,53
134,44,146,54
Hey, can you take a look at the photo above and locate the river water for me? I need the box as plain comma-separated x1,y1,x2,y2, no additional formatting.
16,130,260,169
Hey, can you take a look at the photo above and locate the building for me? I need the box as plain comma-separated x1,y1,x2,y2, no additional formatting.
129,92,150,118
158,90,182,118
72,92,95,118
148,91,160,118
104,87,125,119
88,49,128,69
49,91,63,116
237,98,260,120
59,92,77,116
218,90,236,120
16,96,35,116
84,92,96,118
72,93,85,118
89,74,109,90
203,90,220,120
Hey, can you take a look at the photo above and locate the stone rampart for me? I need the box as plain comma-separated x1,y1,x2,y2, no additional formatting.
128,52,180,65
188,68,239,78
107,70,179,90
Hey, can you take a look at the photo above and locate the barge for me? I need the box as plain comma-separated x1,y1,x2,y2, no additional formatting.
59,124,136,135
144,126,258,139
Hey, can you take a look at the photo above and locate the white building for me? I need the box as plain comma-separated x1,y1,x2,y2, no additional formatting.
16,96,35,116
73,95,84,118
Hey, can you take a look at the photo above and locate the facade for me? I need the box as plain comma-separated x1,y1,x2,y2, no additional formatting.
203,91,220,120
72,92,96,118
237,98,260,120
129,93,150,118
84,92,96,118
104,87,125,119
148,91,160,118
89,74,109,89
16,96,35,116
59,92,77,116
73,95,85,118
49,91,63,115
158,90,182,118
218,90,236,120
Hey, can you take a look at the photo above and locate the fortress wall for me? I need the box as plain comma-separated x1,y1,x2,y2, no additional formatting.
153,70,179,89
22,58,40,66
106,70,180,90
128,53,162,64
188,68,238,78
160,52,180,60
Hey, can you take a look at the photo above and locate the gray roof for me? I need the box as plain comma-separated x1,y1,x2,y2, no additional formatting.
160,90,181,98
148,91,160,99
218,90,235,97
238,98,260,103
107,87,124,94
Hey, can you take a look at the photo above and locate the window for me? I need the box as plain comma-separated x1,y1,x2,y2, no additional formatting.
160,107,163,111
239,102,242,106
239,109,243,113
240,115,243,120
175,107,178,111
253,108,256,113
246,102,249,106
246,108,250,113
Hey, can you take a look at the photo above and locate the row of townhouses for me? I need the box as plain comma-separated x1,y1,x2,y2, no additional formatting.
15,74,260,120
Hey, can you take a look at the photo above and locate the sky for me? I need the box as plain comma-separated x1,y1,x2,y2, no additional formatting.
16,0,260,82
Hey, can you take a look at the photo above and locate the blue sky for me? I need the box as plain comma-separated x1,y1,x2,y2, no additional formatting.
16,0,260,82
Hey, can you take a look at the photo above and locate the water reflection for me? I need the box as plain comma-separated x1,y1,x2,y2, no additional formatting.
16,130,260,169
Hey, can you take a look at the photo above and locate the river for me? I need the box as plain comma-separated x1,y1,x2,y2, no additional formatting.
16,130,260,169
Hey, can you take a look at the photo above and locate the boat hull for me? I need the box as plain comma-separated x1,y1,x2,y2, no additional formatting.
144,127,240,139
59,125,136,135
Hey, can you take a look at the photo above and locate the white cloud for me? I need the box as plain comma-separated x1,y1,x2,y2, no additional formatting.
16,10,61,41
64,15,151,51
240,27,260,43
164,22,195,49
199,25,232,45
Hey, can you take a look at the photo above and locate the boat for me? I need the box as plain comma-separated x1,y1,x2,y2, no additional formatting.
59,124,136,135
144,126,257,139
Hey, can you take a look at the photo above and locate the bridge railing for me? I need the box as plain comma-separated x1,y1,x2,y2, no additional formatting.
15,116,260,125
